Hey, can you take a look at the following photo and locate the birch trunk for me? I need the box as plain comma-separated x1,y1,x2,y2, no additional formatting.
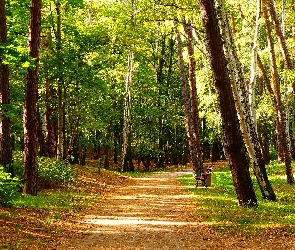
175,23,203,180
121,48,133,172
262,1,294,184
217,0,276,200
198,0,257,206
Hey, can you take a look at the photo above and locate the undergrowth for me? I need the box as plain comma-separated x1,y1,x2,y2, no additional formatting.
178,161,295,235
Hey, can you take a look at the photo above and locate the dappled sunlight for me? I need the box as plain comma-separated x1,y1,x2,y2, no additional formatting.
83,216,201,226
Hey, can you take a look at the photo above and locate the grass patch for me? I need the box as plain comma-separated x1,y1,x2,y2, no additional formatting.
178,161,295,235
10,189,99,211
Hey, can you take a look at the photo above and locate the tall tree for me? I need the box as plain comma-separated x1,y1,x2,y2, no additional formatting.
0,0,12,172
23,0,42,195
174,21,203,180
198,0,257,206
262,0,294,184
217,0,276,201
56,0,64,160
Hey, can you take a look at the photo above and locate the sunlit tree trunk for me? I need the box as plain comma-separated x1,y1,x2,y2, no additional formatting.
267,0,293,70
175,23,203,180
23,0,42,196
262,1,294,184
121,48,133,172
0,0,12,173
218,0,276,200
249,0,261,127
257,53,285,162
198,0,257,206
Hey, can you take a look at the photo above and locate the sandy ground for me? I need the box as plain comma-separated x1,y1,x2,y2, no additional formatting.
58,170,295,250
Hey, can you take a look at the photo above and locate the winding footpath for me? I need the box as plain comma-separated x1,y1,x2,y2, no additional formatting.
59,170,294,250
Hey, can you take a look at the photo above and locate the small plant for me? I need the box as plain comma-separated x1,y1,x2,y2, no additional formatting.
38,157,77,188
0,167,22,205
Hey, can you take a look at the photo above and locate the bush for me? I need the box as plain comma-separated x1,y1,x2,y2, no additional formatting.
38,157,77,187
0,167,21,205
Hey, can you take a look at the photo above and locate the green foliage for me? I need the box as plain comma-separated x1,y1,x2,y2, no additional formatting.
0,167,22,205
38,158,77,187
178,162,295,234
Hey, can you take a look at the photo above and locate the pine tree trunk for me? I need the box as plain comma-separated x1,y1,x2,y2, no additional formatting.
267,0,293,70
198,0,257,206
23,0,42,196
45,78,57,158
263,1,294,184
0,0,12,173
175,24,203,180
257,53,285,162
218,0,276,200
184,20,203,175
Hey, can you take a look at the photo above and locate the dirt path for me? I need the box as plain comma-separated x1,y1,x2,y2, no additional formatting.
58,170,293,250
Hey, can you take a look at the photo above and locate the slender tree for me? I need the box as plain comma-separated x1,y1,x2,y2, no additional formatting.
262,1,294,184
175,22,203,180
198,0,257,206
0,0,12,173
23,0,42,195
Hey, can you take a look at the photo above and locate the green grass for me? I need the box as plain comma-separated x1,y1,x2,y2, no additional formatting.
178,161,295,235
10,189,99,211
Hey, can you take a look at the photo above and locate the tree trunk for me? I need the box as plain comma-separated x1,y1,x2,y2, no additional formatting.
56,1,64,160
23,0,42,196
267,0,293,70
218,0,276,200
45,78,57,158
0,0,12,173
262,1,294,184
257,54,284,162
175,23,203,180
121,48,133,172
249,0,261,127
198,0,257,206
184,20,203,174
258,117,271,164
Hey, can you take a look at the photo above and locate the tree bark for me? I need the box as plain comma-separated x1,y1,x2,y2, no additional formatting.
56,1,64,160
121,48,133,172
184,20,203,174
0,0,12,173
23,0,42,196
198,0,257,206
175,23,203,180
217,0,276,201
45,78,57,158
262,1,294,184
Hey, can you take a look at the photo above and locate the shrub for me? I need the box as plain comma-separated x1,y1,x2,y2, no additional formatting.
38,157,77,187
0,167,22,205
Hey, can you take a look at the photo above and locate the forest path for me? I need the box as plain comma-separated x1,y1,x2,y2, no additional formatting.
58,170,283,250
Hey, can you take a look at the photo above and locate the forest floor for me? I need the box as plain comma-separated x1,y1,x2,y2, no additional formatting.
1,164,295,249
57,168,295,250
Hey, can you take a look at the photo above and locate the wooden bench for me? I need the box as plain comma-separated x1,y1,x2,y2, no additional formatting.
195,166,213,188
